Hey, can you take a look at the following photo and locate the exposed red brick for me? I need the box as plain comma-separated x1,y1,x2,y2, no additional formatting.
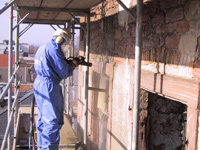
151,34,160,48
165,34,180,49
198,44,200,58
151,49,155,62
94,29,99,37
125,38,134,55
143,0,157,15
173,51,181,65
132,24,136,36
90,0,119,22
122,29,132,39
12,84,33,93
152,12,165,26
160,36,165,47
189,61,194,68
169,49,176,64
160,0,178,10
143,25,155,37
143,39,152,51
142,51,146,62
160,47,166,63
94,35,100,45
166,23,175,33
155,24,162,34
156,48,161,62
114,45,124,57
146,50,150,62
118,39,127,45
143,35,160,51
90,31,94,39
143,14,151,25
166,7,184,23
165,49,170,64
143,48,172,64
175,19,190,33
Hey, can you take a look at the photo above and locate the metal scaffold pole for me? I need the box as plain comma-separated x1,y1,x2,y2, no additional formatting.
132,0,143,149
72,22,75,58
83,12,90,146
66,21,71,115
0,0,16,15
14,12,19,134
71,22,75,85
8,1,13,149
62,24,67,116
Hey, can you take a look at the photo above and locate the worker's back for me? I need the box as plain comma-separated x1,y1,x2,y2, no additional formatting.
34,39,73,82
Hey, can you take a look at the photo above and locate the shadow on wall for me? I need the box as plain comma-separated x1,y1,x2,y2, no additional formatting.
88,71,109,150
77,121,99,149
77,121,129,150
107,130,128,150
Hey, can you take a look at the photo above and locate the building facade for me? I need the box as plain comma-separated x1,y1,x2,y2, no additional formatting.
77,0,200,149
0,54,34,83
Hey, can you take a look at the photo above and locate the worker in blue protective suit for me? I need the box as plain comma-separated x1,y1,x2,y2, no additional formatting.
34,28,81,150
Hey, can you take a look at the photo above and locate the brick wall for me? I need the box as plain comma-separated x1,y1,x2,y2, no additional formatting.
78,0,200,149
86,0,200,79
12,84,33,93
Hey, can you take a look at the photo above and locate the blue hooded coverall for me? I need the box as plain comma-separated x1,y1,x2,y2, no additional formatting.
34,38,73,150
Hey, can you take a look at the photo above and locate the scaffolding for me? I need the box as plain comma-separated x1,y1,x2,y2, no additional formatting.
0,0,143,149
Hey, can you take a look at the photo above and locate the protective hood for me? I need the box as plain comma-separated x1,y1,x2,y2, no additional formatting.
60,39,73,53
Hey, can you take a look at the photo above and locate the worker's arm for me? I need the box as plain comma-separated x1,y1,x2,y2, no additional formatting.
48,52,74,79
64,56,92,67
64,57,82,69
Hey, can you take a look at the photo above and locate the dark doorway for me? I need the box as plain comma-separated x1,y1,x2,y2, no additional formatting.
148,93,187,150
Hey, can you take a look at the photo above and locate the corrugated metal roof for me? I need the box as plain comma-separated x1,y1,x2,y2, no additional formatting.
15,0,104,24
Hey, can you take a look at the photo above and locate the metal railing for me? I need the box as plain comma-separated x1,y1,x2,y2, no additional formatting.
0,87,20,150
0,65,19,100
0,62,35,149
0,0,16,15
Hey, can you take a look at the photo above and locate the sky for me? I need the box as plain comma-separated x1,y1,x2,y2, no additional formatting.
0,0,59,45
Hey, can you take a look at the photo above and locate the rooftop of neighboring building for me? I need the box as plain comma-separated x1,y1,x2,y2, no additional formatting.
0,54,15,67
